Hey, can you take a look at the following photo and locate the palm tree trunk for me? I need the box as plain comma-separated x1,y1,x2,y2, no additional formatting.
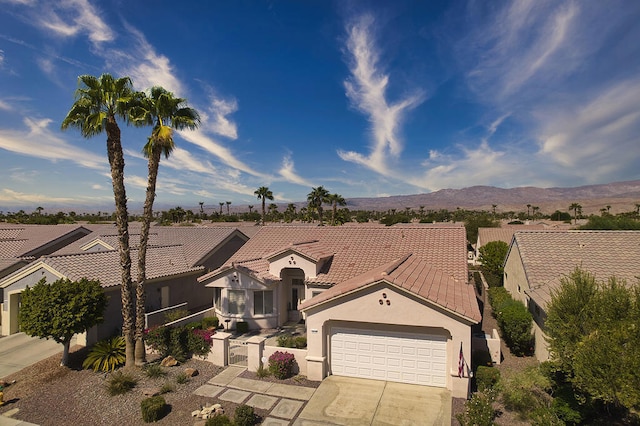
262,199,266,225
332,203,337,226
106,116,135,368
135,148,161,365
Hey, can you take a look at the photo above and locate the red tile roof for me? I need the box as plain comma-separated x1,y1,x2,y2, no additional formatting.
300,253,481,322
201,225,479,322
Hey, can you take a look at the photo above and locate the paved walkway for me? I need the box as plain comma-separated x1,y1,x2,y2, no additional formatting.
0,333,74,379
193,366,317,425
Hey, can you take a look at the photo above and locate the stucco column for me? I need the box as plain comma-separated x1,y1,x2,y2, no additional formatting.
246,336,266,372
208,331,231,366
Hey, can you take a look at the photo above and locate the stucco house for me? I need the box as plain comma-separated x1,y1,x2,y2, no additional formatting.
1,226,248,343
503,230,640,361
198,225,481,398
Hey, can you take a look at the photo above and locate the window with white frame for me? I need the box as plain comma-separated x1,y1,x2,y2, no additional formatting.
228,290,245,315
254,290,274,315
214,288,222,310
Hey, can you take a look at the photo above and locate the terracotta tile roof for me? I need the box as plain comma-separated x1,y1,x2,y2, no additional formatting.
266,240,334,263
40,244,203,288
513,230,640,308
53,226,245,267
300,253,481,322
477,226,548,247
201,225,477,320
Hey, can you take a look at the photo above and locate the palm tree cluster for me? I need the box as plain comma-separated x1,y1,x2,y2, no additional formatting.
62,74,200,367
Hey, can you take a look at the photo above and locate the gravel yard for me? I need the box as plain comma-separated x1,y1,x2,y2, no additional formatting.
0,348,244,425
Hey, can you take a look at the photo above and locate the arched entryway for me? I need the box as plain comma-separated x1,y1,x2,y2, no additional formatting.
279,268,305,324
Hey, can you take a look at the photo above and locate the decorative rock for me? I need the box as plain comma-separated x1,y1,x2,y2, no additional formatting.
192,403,225,420
160,355,179,367
184,367,199,377
142,387,162,397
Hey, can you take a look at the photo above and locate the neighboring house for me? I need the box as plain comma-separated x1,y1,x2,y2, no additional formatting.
199,225,481,398
473,224,569,265
0,226,248,344
503,230,640,361
0,224,93,279
0,224,94,328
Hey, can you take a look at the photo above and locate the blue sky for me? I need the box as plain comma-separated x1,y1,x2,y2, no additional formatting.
1,0,640,212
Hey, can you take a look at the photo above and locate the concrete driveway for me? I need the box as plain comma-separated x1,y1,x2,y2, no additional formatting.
0,333,73,379
292,376,451,425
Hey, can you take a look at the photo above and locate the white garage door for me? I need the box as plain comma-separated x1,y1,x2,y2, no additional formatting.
330,327,447,387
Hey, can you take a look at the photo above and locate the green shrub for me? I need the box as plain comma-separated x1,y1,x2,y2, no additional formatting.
140,396,168,422
276,334,307,349
144,325,212,362
144,364,167,379
501,366,553,416
256,362,269,378
268,351,296,379
205,414,234,426
82,336,126,372
202,316,219,329
164,308,189,323
175,373,189,384
234,404,257,426
236,321,249,334
456,389,497,426
476,366,500,391
487,287,511,312
106,371,138,396
159,383,174,394
185,321,203,330
496,300,533,356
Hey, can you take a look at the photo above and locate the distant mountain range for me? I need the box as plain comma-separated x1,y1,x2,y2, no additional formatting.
341,180,640,215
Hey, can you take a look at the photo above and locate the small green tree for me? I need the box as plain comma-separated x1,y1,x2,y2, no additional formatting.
479,240,509,277
20,277,107,366
545,268,640,411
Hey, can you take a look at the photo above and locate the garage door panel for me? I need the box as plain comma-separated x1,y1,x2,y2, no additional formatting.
331,327,447,387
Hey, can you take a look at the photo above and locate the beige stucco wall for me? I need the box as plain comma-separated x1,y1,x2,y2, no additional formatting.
303,281,475,398
503,243,530,306
269,253,318,278
504,243,552,361
206,270,280,330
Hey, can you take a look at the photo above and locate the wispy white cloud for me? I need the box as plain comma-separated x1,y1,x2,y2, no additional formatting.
338,13,425,176
203,94,238,140
0,188,79,205
106,23,183,95
462,0,580,104
278,154,314,187
0,99,10,111
37,0,114,47
178,129,270,179
0,117,106,169
537,77,640,182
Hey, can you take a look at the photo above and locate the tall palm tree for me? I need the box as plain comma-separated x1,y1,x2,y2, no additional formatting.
131,86,199,365
254,186,273,225
219,202,224,215
226,201,231,215
61,73,137,367
569,203,582,225
327,193,346,225
307,186,330,226
248,205,254,214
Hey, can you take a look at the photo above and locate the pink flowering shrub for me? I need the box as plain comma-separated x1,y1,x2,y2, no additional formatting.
268,351,296,379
